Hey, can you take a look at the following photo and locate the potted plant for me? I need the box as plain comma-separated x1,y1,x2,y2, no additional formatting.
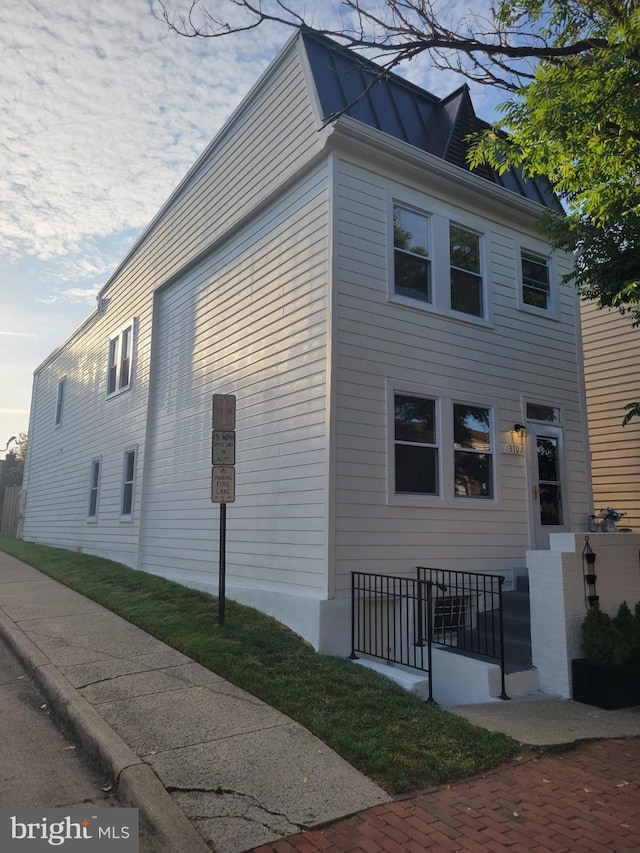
599,507,626,532
572,601,640,709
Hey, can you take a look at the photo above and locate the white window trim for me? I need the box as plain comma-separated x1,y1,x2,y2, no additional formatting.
54,377,66,427
106,318,135,398
387,190,493,328
388,382,500,508
120,445,138,521
87,456,101,522
516,243,559,320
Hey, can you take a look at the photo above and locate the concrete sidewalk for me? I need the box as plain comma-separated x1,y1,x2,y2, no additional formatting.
2,550,640,853
0,552,389,853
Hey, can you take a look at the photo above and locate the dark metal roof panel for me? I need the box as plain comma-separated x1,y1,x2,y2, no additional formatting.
301,31,560,212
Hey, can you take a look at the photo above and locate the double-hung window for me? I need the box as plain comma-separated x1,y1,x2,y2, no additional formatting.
393,204,431,303
453,403,493,498
107,320,134,397
121,447,137,519
54,378,65,427
393,392,494,502
521,250,551,310
87,458,101,520
450,225,483,317
391,197,489,322
394,395,438,495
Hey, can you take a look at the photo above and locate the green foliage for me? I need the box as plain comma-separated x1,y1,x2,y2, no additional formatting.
0,537,519,793
468,1,640,329
1,433,27,488
581,601,640,667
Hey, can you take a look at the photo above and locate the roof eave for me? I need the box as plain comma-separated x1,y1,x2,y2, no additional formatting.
325,115,563,223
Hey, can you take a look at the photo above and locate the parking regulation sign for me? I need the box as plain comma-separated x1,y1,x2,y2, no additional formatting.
211,466,235,503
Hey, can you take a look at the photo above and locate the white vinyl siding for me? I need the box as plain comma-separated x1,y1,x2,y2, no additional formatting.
138,167,330,595
331,155,589,592
21,41,324,570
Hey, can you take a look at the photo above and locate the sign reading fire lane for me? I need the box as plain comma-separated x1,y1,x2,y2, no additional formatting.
211,465,235,503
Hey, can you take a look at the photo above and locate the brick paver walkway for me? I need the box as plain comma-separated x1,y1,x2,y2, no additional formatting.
253,738,640,853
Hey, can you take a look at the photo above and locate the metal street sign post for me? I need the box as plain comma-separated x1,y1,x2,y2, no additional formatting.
211,394,236,626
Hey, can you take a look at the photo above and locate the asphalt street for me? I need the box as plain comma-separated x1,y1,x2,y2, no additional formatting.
0,633,152,851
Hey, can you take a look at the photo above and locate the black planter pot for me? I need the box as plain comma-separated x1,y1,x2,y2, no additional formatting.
572,658,640,710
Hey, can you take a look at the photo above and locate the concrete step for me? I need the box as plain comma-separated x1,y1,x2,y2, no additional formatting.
350,658,431,701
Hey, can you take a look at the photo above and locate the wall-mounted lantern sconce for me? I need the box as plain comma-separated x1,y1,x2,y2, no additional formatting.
513,423,526,435
582,536,598,608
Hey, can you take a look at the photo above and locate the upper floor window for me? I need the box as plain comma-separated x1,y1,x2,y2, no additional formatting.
521,250,551,310
391,196,490,323
450,225,483,317
393,204,431,304
107,320,134,397
54,378,65,427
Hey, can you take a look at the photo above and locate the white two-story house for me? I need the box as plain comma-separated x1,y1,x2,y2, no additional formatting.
22,31,591,665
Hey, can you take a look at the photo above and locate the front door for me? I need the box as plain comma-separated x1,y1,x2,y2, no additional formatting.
528,422,566,549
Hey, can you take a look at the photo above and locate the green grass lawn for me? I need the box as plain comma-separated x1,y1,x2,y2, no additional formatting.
0,537,521,793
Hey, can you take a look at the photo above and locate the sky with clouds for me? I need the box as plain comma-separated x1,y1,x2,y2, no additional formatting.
0,0,502,451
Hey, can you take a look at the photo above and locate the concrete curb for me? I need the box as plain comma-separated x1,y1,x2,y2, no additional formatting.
0,607,212,853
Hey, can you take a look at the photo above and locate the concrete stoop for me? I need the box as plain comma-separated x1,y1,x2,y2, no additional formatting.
351,649,539,707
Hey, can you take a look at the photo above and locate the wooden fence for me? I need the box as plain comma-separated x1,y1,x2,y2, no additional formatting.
1,486,21,537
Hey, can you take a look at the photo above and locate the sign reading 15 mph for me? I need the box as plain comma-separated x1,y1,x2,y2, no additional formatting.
212,430,235,465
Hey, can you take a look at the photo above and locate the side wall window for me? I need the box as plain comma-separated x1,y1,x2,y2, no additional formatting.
107,320,135,397
121,447,137,519
54,378,65,427
87,458,101,520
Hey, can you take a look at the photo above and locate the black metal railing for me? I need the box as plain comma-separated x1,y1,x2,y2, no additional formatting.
416,567,508,700
350,571,438,702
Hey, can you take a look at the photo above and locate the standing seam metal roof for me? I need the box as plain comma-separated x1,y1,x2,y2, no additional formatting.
301,31,561,212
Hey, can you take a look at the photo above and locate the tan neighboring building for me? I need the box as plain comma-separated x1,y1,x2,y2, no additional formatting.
582,299,640,530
